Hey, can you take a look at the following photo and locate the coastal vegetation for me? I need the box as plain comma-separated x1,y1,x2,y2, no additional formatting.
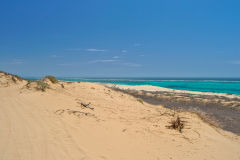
22,74,59,92
136,98,144,104
43,75,58,84
36,81,50,91
0,70,25,81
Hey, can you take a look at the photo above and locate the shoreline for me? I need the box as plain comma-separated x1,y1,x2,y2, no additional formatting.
27,77,240,98
106,83,240,134
105,83,240,99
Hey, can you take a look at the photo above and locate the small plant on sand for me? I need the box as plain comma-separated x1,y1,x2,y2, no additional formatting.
44,75,58,84
25,80,34,89
36,81,49,91
11,76,17,83
166,116,184,133
0,71,25,82
136,98,144,104
0,71,25,81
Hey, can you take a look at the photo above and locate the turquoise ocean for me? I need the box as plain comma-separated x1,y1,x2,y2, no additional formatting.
55,78,240,95
26,77,240,95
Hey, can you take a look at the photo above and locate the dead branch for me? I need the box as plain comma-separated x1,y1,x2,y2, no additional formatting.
77,102,94,110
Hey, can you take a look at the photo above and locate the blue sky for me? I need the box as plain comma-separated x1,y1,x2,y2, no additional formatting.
0,0,240,77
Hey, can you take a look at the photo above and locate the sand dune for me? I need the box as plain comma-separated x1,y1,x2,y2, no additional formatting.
0,74,240,160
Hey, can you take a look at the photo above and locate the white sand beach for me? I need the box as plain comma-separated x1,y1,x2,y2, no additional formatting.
0,72,240,160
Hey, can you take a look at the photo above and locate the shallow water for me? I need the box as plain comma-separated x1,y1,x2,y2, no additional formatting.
56,78,240,95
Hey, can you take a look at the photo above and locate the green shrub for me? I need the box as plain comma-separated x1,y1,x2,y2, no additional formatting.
44,75,58,84
36,81,49,91
136,98,144,104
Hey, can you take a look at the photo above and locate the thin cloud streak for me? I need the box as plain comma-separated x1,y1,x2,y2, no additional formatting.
50,55,58,58
0,59,23,65
57,63,80,66
88,59,117,64
85,48,107,52
65,48,82,52
133,43,141,47
229,60,240,64
122,62,142,67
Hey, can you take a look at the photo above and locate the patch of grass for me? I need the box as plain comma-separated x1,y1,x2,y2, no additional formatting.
26,81,31,88
44,75,58,84
36,81,49,91
11,77,17,83
136,98,144,104
15,75,24,81
0,70,25,81
25,80,34,89
166,116,184,133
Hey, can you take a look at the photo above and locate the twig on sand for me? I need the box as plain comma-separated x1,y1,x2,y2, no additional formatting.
77,102,94,110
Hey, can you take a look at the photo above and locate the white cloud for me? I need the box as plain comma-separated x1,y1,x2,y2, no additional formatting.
0,59,23,65
65,48,82,51
57,63,79,66
85,48,107,52
88,59,117,64
122,62,142,67
65,48,108,52
121,50,127,53
11,59,23,64
133,43,141,47
229,60,240,64
112,56,119,59
50,55,57,58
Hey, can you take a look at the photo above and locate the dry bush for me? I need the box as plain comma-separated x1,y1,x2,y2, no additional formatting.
166,116,184,133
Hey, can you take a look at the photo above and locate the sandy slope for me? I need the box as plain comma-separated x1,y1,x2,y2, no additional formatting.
0,79,240,160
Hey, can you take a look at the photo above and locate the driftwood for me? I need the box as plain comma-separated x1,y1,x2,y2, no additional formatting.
77,102,94,110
